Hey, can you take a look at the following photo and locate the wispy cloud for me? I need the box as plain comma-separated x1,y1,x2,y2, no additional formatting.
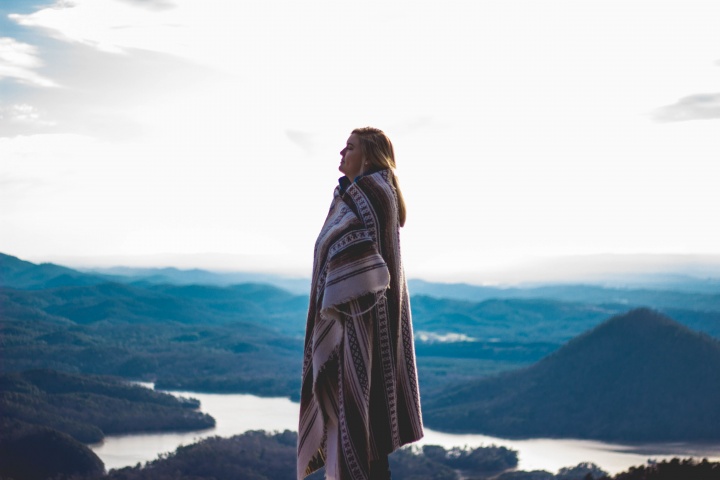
0,37,57,87
9,0,187,55
0,103,57,136
653,93,720,122
0,103,56,126
285,130,322,156
117,0,176,11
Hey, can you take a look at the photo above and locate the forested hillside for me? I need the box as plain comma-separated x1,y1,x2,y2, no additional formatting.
0,420,105,480
423,308,720,441
3,254,720,478
0,369,213,443
4,253,720,398
1,253,307,398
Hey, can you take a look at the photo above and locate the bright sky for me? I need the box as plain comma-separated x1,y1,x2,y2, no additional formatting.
2,0,719,283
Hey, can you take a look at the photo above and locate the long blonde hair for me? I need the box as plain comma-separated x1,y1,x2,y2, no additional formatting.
352,127,407,227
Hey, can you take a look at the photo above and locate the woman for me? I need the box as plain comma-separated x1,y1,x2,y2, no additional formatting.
297,127,424,480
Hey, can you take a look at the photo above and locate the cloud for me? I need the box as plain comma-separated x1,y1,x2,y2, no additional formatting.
0,103,54,125
285,130,322,156
0,103,57,135
117,0,176,11
0,37,58,87
653,93,720,122
8,0,187,55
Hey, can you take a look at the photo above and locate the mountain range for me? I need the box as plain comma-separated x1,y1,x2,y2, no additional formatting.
4,252,720,308
3,252,720,442
3,252,720,393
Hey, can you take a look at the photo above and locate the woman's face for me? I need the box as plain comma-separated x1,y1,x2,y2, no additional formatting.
339,134,365,181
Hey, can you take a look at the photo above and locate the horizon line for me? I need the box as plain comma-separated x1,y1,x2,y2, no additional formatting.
5,251,720,287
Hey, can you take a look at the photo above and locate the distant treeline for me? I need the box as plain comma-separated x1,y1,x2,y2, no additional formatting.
3,427,718,480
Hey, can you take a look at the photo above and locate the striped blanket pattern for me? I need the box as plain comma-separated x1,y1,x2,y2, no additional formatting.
297,169,424,480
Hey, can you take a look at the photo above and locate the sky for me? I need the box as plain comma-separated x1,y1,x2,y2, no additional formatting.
1,0,720,284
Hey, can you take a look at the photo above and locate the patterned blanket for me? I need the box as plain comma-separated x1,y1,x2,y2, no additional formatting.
297,169,424,480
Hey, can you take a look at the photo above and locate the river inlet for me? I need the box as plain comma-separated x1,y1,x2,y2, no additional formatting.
91,389,720,475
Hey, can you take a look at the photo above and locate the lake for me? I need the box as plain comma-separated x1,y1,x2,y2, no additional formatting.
91,389,720,475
